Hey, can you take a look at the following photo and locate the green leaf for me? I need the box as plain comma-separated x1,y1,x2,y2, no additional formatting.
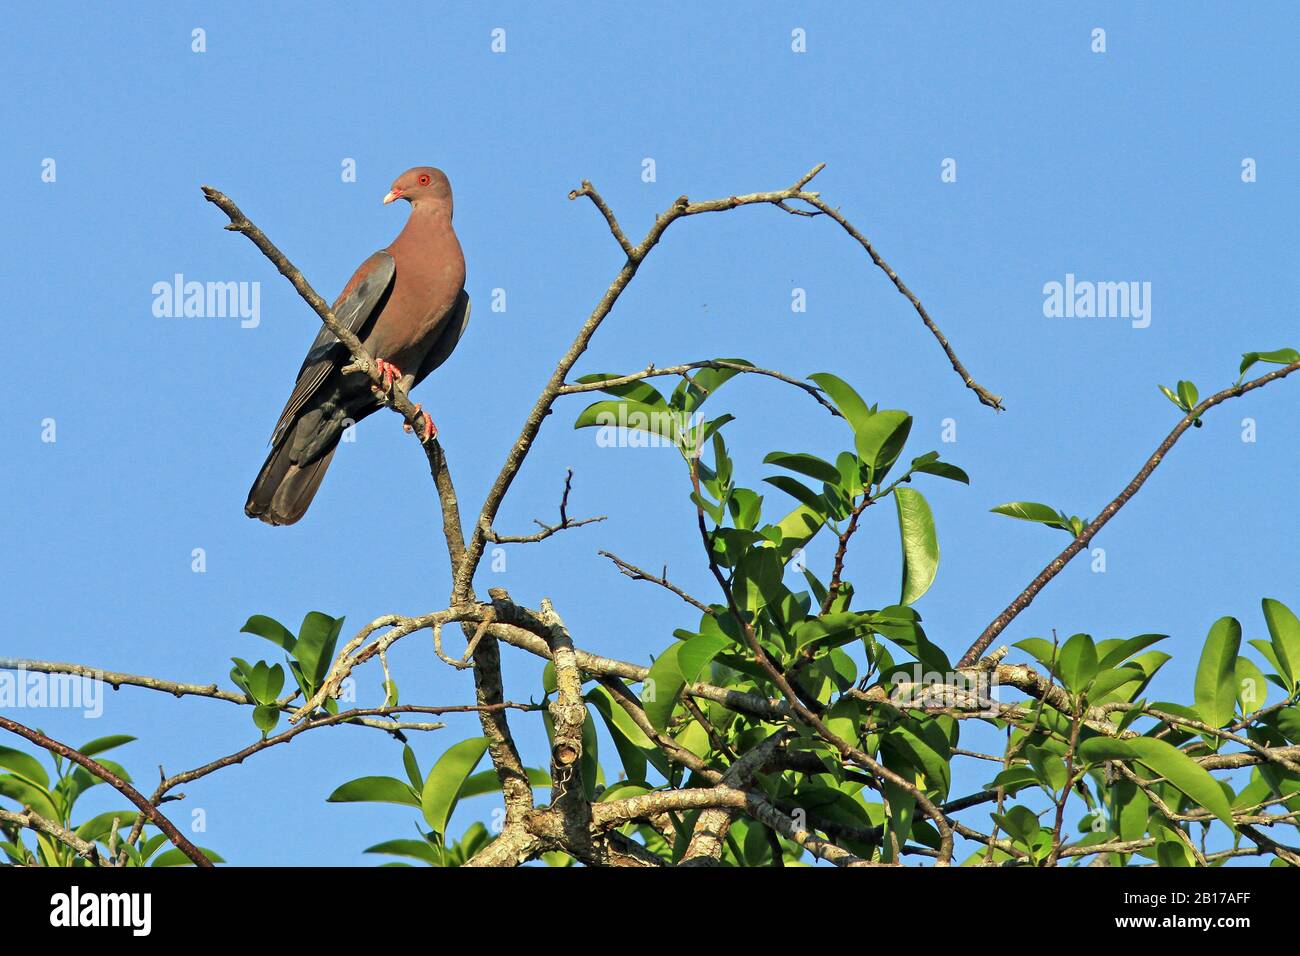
1194,617,1242,728
402,746,423,792
574,400,681,444
76,735,136,759
677,634,731,685
1239,348,1300,379
895,487,939,606
0,747,50,789
573,373,668,408
763,451,843,485
808,372,874,435
151,847,224,867
598,781,654,803
421,737,491,836
767,502,827,562
853,411,912,484
364,839,441,865
990,501,1074,533
1088,663,1148,702
793,611,875,655
0,778,58,824
1057,634,1098,693
1276,706,1300,744
1113,779,1150,842
1248,640,1284,684
586,688,653,783
1097,634,1168,670
1176,380,1199,410
460,766,552,799
252,704,280,736
242,660,274,703
910,457,970,484
680,360,753,413
882,720,951,797
642,636,730,733
1079,737,1234,828
1235,656,1269,715
733,546,785,611
75,811,140,843
1015,637,1059,672
991,805,1041,844
327,776,420,808
293,612,344,694
988,766,1041,796
690,414,735,454
1262,598,1300,691
727,487,763,531
1158,384,1185,411
870,606,951,673
1027,745,1068,792
240,614,297,653
763,475,826,513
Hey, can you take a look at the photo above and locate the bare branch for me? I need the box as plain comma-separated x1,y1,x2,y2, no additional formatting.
958,359,1300,667
558,360,842,418
0,807,106,866
481,469,606,543
598,550,713,614
151,701,537,797
568,180,635,256
795,193,1003,410
0,658,422,734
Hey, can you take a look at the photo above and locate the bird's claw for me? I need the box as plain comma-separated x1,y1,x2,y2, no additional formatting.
373,358,403,391
403,404,438,442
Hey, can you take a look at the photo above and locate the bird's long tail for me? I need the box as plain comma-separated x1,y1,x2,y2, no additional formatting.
245,441,337,526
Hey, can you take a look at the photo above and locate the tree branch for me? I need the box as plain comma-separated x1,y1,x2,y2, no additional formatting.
0,807,106,866
0,716,212,868
480,468,606,543
558,360,842,418
598,550,713,614
958,359,1300,667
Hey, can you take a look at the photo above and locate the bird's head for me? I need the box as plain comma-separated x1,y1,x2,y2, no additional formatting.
383,166,452,211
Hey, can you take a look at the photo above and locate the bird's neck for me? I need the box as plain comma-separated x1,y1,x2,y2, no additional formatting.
390,201,456,256
407,198,453,225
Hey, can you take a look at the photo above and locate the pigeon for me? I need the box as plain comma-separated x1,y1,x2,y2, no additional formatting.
246,166,468,525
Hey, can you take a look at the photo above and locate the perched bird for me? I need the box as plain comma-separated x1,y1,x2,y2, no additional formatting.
246,166,469,525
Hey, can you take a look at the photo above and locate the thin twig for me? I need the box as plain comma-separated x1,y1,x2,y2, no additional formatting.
598,550,713,614
558,360,842,418
481,468,607,543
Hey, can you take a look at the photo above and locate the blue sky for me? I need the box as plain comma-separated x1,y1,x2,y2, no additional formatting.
2,2,1297,865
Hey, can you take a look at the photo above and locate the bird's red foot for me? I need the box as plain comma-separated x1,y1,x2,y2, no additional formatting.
373,358,403,391
403,404,438,442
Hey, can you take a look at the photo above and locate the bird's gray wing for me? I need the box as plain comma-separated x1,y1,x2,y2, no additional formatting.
413,290,471,386
269,251,395,446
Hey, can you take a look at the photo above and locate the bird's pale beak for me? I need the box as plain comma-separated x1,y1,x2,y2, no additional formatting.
382,188,402,205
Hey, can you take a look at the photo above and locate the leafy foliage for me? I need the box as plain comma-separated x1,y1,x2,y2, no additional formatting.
0,738,222,866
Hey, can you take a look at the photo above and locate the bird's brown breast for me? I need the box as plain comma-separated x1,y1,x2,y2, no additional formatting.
365,212,465,369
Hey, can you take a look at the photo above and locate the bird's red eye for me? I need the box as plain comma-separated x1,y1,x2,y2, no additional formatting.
418,173,431,186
